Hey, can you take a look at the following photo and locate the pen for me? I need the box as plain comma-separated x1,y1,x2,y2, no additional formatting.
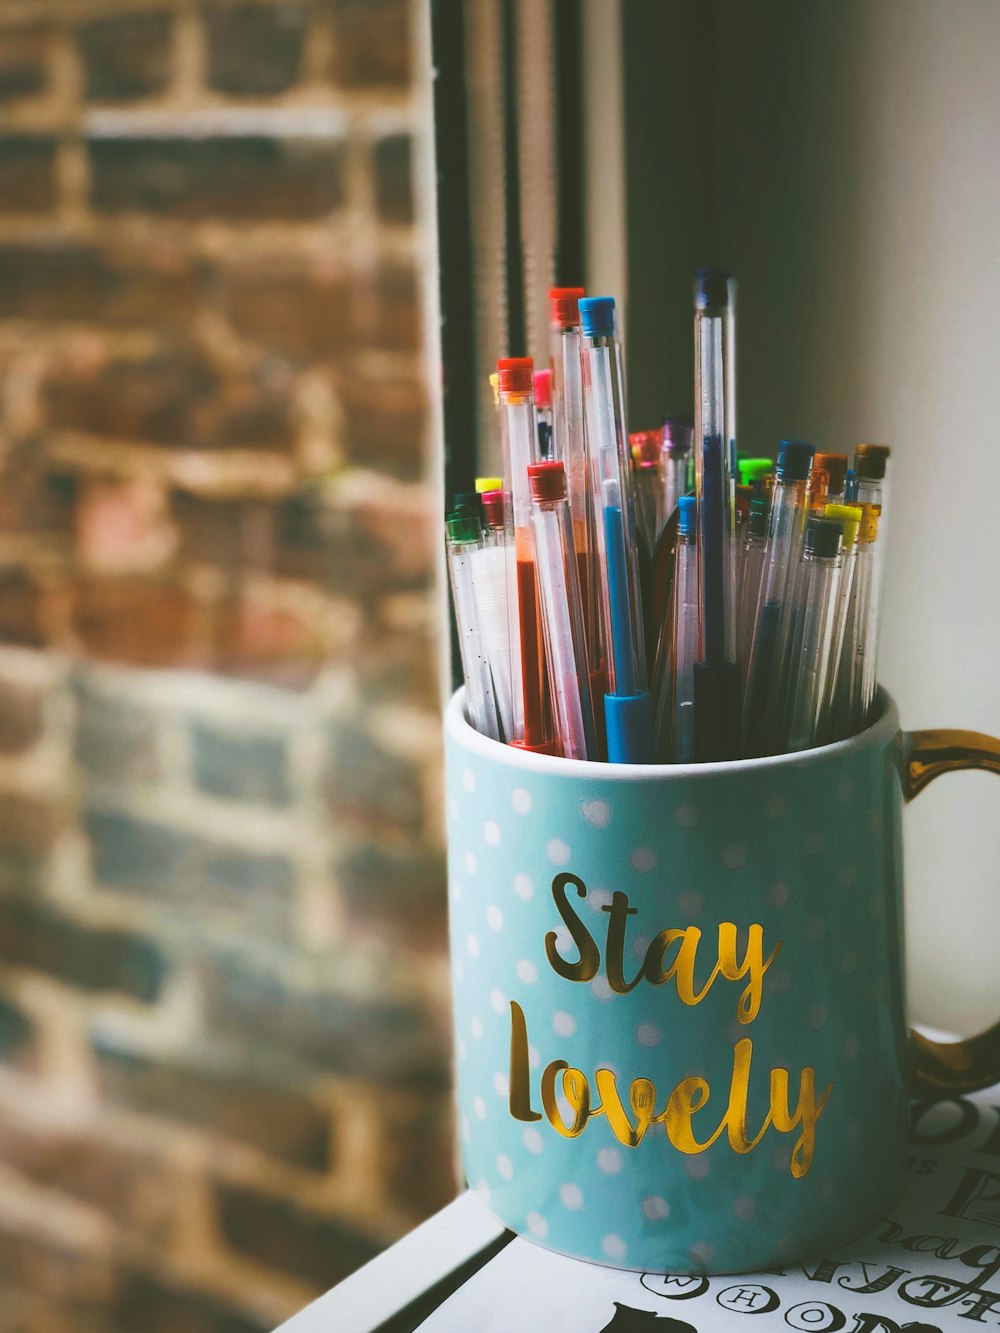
629,428,665,553
662,417,693,519
549,287,605,715
446,512,501,741
829,502,879,738
819,502,862,743
534,369,554,460
670,494,699,762
737,457,773,490
498,356,556,754
815,453,848,504
806,462,831,514
854,443,892,623
785,516,844,752
529,461,598,760
476,475,502,493
737,493,770,668
743,439,814,755
580,295,652,762
693,268,740,760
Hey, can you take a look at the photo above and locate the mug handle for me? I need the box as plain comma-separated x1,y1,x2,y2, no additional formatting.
905,728,1000,1096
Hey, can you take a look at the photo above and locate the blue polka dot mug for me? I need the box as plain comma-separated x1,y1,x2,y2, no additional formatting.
445,687,1000,1273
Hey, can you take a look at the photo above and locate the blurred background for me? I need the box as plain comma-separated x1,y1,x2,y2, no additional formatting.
0,0,999,1329
0,0,449,1330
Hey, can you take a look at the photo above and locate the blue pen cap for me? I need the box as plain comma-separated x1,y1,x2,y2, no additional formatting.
677,494,697,537
775,439,815,483
579,296,616,339
694,267,733,309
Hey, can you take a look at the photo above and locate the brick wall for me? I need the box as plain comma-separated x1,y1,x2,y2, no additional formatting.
0,2,451,1330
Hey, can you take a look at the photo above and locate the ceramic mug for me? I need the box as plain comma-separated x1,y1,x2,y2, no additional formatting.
445,686,1000,1274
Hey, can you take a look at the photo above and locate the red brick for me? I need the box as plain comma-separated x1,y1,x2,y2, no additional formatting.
212,594,329,687
0,25,50,102
0,1119,179,1245
0,568,50,648
113,1269,273,1333
355,627,439,712
337,370,427,477
327,0,410,89
352,261,420,353
0,136,58,213
0,452,78,540
89,137,346,221
76,11,172,102
0,242,199,327
94,1044,331,1170
380,1090,457,1217
0,898,166,1001
0,989,34,1067
72,577,207,670
43,348,295,452
215,1183,382,1288
173,494,273,573
0,1224,112,1308
220,260,356,363
0,678,44,754
0,791,61,856
373,134,413,224
206,4,308,96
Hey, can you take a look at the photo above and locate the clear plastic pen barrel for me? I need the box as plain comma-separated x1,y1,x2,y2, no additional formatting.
830,503,879,738
671,496,699,762
742,440,814,755
662,418,693,521
446,514,500,741
786,517,843,752
630,429,665,552
498,357,553,753
854,444,890,716
528,461,597,760
818,503,862,742
580,296,650,762
737,494,770,668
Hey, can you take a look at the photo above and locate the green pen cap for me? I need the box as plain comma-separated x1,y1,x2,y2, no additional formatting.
446,512,482,543
738,457,774,486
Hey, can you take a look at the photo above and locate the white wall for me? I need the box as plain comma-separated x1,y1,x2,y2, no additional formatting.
709,0,1000,1034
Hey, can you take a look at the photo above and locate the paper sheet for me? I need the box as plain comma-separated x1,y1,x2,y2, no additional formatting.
418,1084,1000,1331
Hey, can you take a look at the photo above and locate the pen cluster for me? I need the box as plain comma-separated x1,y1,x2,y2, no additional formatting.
446,274,890,765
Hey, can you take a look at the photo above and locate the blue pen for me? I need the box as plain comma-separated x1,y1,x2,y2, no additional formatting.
579,296,651,763
692,269,741,759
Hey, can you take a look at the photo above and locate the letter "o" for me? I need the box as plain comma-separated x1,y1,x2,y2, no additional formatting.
784,1302,846,1331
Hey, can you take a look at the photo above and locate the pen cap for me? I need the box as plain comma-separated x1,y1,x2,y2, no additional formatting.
488,372,499,406
578,296,616,339
497,356,534,400
480,488,508,530
452,491,484,521
447,512,482,543
738,457,773,486
533,368,552,410
775,440,815,483
677,493,697,537
748,494,770,539
804,516,843,559
662,417,693,456
629,429,663,469
857,502,880,544
854,443,891,480
475,475,503,493
694,267,733,309
527,460,567,504
549,286,585,328
823,502,863,548
815,452,848,495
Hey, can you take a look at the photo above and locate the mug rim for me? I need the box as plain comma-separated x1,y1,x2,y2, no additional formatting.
446,686,900,781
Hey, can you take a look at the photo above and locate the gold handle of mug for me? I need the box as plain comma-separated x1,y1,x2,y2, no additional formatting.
905,728,1000,1096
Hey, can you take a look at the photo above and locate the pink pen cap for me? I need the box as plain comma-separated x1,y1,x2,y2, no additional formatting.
630,428,663,469
480,488,508,531
533,368,552,411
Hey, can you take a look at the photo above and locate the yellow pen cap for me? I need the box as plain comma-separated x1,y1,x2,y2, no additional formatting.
856,502,880,544
488,372,499,406
823,503,863,549
475,476,503,493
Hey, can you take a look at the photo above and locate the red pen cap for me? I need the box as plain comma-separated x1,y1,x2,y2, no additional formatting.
480,488,507,529
497,356,534,397
629,428,663,468
533,368,552,409
528,460,567,503
549,287,585,328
